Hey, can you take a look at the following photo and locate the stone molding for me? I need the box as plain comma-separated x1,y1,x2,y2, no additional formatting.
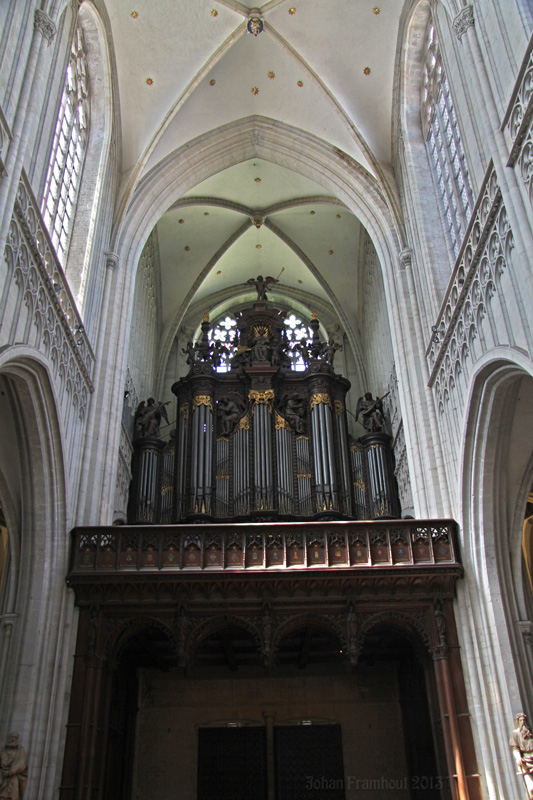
427,166,514,416
33,9,57,45
452,6,474,41
4,174,94,417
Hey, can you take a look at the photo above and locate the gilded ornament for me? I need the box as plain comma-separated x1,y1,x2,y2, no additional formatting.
334,400,345,416
251,86,260,95
131,11,139,18
203,312,209,322
249,389,275,413
297,473,312,479
236,413,250,430
179,402,190,419
268,71,275,79
309,393,332,410
193,395,214,412
353,478,366,491
275,412,291,430
363,67,371,75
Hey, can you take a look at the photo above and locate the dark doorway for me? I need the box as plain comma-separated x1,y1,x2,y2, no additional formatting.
275,724,345,800
197,726,267,800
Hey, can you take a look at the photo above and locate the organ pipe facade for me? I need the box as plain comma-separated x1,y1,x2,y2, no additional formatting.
129,299,400,523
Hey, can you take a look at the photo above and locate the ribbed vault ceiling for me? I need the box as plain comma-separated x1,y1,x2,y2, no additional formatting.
107,0,402,331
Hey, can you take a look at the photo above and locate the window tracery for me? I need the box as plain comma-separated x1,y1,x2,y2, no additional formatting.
207,312,313,373
422,21,473,259
41,25,90,265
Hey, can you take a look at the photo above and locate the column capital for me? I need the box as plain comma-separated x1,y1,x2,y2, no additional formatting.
104,251,119,271
398,248,412,270
33,10,57,45
453,5,474,41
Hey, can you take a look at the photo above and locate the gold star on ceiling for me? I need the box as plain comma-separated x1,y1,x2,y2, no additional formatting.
373,7,380,14
268,71,275,79
209,79,216,86
211,9,218,16
255,177,261,182
289,7,296,14
251,86,259,95
146,77,153,85
363,67,371,75
130,11,138,18
256,244,262,249
297,80,303,87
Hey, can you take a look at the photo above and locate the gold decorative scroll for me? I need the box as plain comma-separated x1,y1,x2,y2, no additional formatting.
236,412,250,430
216,437,229,443
296,435,309,441
334,399,345,416
297,473,312,479
275,412,290,430
350,442,361,452
353,478,366,491
179,402,190,419
193,395,214,413
309,392,331,410
249,389,274,413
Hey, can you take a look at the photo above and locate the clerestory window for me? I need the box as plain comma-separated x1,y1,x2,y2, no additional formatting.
41,25,90,265
422,21,473,260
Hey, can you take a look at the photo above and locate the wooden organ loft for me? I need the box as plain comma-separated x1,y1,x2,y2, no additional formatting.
128,296,399,525
62,289,482,800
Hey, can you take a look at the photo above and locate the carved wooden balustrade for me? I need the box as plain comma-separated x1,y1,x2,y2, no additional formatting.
69,518,460,581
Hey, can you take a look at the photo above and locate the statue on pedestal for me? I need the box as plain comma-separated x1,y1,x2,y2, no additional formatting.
510,713,533,798
0,733,28,800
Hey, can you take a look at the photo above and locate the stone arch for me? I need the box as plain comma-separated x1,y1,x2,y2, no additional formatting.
0,348,72,800
459,353,533,798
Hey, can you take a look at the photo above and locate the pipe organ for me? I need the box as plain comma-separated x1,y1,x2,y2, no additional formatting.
129,298,400,523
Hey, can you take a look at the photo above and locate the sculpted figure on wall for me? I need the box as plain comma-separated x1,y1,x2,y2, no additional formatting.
134,398,170,438
0,733,28,800
355,392,388,433
510,713,533,798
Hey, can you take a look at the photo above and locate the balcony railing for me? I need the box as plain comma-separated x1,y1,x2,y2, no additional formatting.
69,519,460,576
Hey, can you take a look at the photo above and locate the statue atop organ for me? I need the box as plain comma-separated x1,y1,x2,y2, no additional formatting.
128,285,400,524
